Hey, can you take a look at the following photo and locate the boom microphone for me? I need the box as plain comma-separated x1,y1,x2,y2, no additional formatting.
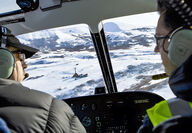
24,73,29,80
152,73,168,80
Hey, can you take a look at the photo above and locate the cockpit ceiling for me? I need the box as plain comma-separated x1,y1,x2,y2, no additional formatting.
4,0,157,35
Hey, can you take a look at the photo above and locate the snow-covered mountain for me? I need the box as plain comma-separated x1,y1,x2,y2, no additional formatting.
18,23,155,51
18,24,93,51
20,20,175,100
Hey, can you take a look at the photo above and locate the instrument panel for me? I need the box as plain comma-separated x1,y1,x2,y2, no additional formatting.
64,91,164,133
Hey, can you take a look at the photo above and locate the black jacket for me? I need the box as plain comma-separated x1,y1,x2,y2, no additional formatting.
137,55,192,133
137,115,153,133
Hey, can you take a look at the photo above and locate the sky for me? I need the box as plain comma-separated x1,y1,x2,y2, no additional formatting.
104,12,159,27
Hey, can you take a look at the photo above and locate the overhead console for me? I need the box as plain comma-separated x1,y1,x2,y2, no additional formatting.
0,0,39,25
64,91,164,133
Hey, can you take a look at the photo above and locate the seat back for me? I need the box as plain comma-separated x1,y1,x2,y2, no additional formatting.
153,114,192,133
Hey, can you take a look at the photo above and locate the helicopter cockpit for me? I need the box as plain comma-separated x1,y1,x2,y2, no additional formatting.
0,0,175,132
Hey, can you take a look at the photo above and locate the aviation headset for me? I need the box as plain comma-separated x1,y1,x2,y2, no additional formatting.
166,0,192,68
168,27,192,67
0,26,15,79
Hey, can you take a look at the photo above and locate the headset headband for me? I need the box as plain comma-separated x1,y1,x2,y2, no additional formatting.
169,26,184,39
168,0,192,28
0,26,8,48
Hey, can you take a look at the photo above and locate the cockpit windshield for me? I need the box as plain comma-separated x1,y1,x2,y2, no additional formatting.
14,13,175,100
0,0,20,14
102,12,174,99
20,24,104,99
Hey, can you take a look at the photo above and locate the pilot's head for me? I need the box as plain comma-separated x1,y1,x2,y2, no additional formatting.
155,0,192,75
0,26,38,82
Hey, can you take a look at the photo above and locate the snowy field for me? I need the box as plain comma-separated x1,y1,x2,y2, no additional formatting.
22,45,175,100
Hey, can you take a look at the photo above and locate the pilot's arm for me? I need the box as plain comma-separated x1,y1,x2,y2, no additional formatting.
137,115,153,133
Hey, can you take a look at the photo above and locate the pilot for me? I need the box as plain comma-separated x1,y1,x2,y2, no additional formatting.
0,26,86,133
138,0,192,133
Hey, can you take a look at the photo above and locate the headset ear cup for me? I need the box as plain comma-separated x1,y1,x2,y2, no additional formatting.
0,49,15,79
168,29,192,67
